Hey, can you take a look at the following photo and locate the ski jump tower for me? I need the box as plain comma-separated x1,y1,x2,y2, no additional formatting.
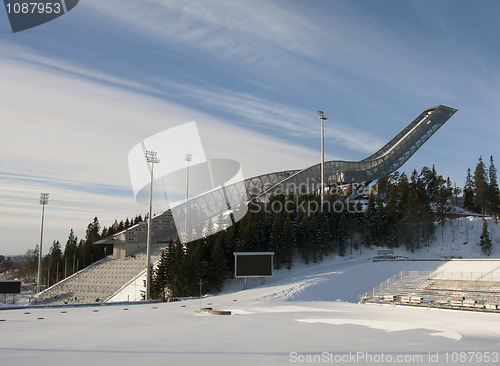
182,105,457,214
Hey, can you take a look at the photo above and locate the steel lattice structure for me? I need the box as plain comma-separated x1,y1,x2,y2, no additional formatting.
172,105,456,223
247,104,457,200
97,105,457,248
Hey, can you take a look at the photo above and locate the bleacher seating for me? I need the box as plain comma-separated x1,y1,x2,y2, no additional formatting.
359,270,500,312
36,243,166,305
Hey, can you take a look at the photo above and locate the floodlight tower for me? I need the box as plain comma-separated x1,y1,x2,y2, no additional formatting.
37,193,49,293
185,154,192,202
317,110,327,208
145,150,159,301
182,154,192,243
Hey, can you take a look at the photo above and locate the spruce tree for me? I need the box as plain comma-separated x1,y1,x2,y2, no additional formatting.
403,191,418,252
297,199,315,263
346,213,357,254
151,249,169,301
337,211,347,256
271,212,285,269
63,229,78,277
488,156,500,223
364,194,376,246
282,214,295,269
48,240,62,285
463,168,475,211
385,179,400,248
479,220,492,256
209,237,226,291
474,156,489,217
435,175,452,228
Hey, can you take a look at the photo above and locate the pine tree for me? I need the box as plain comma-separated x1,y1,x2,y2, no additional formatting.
403,191,418,252
421,165,438,202
297,200,315,263
474,156,489,217
316,209,330,260
479,220,492,256
282,214,295,269
452,183,462,206
415,173,435,247
63,229,78,277
168,241,187,297
337,211,347,256
463,168,475,211
346,213,357,254
488,156,500,223
435,176,452,228
364,194,376,246
84,217,101,265
151,249,169,301
117,220,125,232
48,240,63,285
271,212,285,269
372,197,386,247
208,237,226,291
385,178,400,248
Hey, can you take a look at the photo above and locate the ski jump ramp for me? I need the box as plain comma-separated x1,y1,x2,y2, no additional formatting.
180,105,457,217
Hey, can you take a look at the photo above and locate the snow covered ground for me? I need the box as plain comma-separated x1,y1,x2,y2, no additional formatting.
1,217,500,365
2,292,500,366
109,216,500,303
1,260,500,365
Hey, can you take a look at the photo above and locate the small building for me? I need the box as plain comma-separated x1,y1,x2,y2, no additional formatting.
95,211,178,258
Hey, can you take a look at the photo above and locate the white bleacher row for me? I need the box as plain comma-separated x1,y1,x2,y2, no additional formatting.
36,243,166,305
359,271,500,312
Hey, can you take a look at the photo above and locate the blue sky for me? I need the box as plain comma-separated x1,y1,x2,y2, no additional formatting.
1,0,499,255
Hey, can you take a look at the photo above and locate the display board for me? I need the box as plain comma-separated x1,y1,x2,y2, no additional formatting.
234,252,274,278
0,280,22,294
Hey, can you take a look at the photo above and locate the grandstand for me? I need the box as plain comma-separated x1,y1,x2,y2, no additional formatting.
35,242,166,305
359,262,500,312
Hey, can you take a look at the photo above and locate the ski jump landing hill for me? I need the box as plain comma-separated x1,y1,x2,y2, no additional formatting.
37,105,458,305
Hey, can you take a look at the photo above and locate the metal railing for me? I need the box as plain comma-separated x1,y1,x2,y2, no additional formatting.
358,270,500,303
428,271,500,281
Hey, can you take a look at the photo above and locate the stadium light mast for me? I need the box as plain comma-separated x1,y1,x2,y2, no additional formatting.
145,150,159,301
317,110,327,208
182,154,192,243
37,193,49,293
185,154,192,202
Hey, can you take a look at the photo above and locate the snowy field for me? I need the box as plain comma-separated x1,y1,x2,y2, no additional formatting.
2,256,500,365
2,217,500,365
109,216,500,302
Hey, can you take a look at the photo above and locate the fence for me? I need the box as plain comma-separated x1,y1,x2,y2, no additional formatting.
428,271,500,281
358,271,430,303
358,270,500,305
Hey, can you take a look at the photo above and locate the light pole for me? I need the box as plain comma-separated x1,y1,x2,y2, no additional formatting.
317,111,327,208
145,150,159,301
185,154,192,202
37,193,49,293
183,154,192,243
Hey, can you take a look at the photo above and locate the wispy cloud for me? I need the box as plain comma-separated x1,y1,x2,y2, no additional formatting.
82,0,458,101
84,0,319,67
0,47,322,254
157,80,385,154
2,0,499,256
0,177,148,255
